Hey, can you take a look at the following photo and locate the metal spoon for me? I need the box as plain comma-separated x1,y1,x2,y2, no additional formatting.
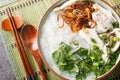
21,24,47,80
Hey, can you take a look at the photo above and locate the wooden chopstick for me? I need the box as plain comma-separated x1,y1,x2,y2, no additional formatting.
6,8,35,80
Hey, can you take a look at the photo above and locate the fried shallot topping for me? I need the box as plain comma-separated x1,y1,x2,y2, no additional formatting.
57,0,96,33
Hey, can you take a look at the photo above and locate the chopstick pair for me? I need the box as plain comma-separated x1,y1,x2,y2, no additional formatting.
6,8,35,80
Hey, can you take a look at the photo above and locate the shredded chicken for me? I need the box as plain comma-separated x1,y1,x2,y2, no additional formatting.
92,4,116,33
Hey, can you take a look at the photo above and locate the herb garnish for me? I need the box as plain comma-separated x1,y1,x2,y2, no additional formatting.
91,38,96,44
112,22,119,28
52,42,120,80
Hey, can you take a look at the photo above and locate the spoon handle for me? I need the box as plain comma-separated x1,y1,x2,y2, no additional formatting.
31,49,47,80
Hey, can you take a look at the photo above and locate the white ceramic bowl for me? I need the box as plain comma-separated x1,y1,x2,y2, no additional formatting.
38,0,120,80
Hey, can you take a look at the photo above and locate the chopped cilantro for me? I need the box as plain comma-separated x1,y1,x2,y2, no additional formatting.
52,42,120,80
73,48,89,59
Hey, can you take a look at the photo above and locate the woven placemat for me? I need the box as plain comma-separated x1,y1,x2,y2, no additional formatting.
0,0,120,80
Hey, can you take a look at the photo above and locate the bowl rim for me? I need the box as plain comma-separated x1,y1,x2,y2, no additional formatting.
37,0,120,80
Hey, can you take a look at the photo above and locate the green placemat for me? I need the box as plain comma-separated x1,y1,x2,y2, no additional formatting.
0,0,120,80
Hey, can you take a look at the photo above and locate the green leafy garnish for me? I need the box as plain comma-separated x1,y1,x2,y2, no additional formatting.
73,48,89,59
92,44,99,50
52,42,120,80
112,36,117,42
112,22,119,28
52,42,78,73
118,38,120,41
107,28,113,32
71,39,79,46
99,34,109,43
91,38,96,44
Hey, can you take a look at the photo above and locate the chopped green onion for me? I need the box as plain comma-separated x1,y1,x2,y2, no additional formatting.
52,42,120,79
118,38,120,41
93,62,99,67
107,48,112,55
92,45,99,50
112,37,117,42
91,38,96,43
112,22,119,28
71,39,79,46
107,28,113,32
100,34,108,43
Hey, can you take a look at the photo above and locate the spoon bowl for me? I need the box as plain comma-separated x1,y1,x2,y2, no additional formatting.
21,24,38,51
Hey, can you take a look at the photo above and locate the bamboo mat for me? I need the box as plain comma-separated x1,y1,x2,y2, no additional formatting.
0,0,120,80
